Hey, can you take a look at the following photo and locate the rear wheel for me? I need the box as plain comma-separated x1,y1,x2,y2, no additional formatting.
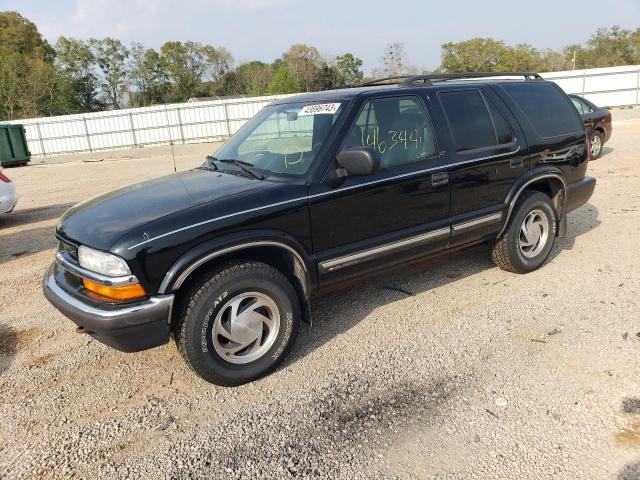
491,191,557,274
174,261,301,386
590,131,604,160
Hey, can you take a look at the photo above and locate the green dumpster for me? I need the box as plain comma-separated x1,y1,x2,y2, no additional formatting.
0,124,31,167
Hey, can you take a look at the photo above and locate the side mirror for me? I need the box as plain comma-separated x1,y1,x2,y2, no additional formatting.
336,147,380,177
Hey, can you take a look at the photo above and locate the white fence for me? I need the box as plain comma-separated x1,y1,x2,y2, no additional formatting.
541,65,640,108
6,65,640,157
9,94,295,157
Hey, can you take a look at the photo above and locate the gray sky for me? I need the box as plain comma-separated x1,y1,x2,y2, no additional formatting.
5,0,640,71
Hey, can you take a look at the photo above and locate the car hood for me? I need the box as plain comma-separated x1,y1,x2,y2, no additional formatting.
57,169,267,250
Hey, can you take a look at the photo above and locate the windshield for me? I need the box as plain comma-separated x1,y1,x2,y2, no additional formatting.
211,101,345,177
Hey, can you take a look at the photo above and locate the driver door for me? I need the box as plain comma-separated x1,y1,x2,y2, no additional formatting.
309,94,451,286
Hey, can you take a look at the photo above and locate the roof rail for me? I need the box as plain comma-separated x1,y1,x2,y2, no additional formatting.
400,72,543,86
356,75,413,87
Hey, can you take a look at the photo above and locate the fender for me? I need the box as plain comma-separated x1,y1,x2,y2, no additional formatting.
158,230,315,294
497,167,568,239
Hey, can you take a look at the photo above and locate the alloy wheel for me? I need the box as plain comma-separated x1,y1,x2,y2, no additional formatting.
590,135,602,158
212,292,280,364
519,209,550,259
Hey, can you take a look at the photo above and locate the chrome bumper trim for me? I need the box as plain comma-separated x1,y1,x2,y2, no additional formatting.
43,267,173,327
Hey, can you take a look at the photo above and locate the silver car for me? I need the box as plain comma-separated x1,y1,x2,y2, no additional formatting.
0,168,17,214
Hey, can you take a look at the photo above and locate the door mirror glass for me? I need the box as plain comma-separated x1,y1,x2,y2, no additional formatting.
336,147,380,176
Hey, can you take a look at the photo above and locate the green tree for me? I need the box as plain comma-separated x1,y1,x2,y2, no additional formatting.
55,37,103,112
504,44,541,71
538,49,571,72
202,45,234,85
0,11,54,60
90,38,129,109
240,61,275,95
282,44,321,91
267,65,300,94
440,38,510,72
0,52,22,119
160,41,208,101
316,63,340,90
586,26,635,67
129,43,168,106
632,28,640,63
335,53,363,85
0,12,71,119
0,50,69,119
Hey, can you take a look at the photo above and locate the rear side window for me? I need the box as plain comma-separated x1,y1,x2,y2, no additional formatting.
486,99,514,144
571,96,593,114
439,90,514,152
502,82,583,138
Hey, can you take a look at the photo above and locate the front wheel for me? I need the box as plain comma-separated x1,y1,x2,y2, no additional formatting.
174,261,301,386
491,191,557,274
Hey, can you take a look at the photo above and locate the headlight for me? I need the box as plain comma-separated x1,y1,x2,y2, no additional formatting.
78,246,131,277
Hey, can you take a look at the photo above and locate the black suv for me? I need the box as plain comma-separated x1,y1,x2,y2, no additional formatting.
44,72,596,386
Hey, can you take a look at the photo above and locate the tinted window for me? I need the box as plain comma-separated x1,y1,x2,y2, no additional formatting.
502,82,583,138
571,96,592,114
571,97,586,114
486,97,514,145
342,96,438,168
440,90,513,152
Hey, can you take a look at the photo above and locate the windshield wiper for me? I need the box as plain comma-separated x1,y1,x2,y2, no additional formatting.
204,155,219,171
218,158,264,180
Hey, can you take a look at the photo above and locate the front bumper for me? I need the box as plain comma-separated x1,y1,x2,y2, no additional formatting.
43,264,174,352
0,184,17,214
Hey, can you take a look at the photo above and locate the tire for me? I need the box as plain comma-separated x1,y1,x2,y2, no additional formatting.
174,261,301,386
491,191,557,274
589,131,604,160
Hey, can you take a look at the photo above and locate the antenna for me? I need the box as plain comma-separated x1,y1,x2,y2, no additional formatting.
164,107,177,173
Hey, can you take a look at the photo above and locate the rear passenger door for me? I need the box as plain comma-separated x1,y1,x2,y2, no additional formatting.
437,87,527,246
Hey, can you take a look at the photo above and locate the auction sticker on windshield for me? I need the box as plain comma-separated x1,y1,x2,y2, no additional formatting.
298,103,341,116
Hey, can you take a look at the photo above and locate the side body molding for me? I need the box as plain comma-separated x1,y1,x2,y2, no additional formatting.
497,169,567,239
158,235,314,295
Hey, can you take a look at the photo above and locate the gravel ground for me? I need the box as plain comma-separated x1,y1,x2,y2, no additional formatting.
1,110,640,479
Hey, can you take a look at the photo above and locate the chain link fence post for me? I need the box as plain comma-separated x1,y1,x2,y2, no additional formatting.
176,108,185,144
129,113,137,147
35,122,46,157
636,69,639,107
82,117,92,152
223,103,231,139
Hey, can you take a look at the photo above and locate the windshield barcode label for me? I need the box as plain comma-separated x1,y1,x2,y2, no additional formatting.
298,103,341,116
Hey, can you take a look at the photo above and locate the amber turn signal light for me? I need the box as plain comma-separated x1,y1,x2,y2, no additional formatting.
82,278,146,301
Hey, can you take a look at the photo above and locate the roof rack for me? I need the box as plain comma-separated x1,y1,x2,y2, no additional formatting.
355,75,413,87
400,72,543,86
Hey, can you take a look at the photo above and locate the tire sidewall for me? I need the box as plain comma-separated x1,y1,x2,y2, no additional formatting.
185,268,299,384
508,194,557,272
590,131,604,159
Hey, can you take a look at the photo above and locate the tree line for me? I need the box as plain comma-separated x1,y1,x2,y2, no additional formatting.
0,11,638,121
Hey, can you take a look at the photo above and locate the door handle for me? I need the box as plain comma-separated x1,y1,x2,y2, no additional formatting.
432,172,449,187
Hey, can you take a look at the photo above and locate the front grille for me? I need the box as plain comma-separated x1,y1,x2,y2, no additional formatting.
57,238,78,260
